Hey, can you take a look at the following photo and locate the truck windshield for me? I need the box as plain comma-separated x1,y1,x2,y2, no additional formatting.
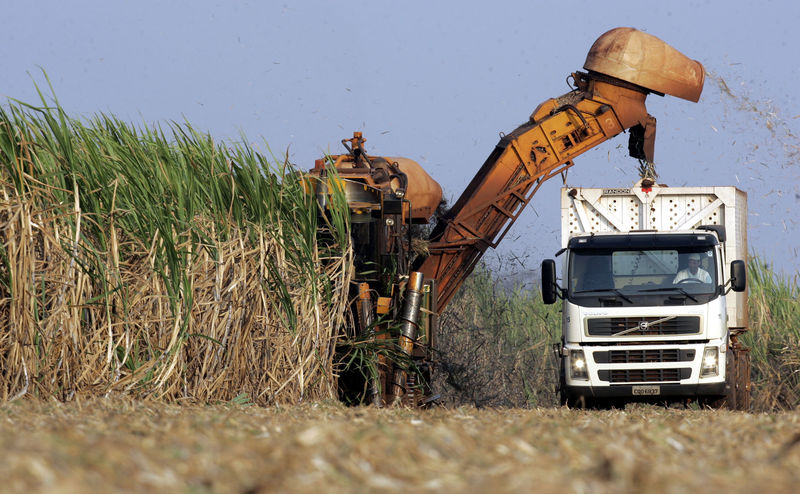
568,246,718,307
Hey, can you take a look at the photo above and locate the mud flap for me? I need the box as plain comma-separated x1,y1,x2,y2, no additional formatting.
722,344,752,410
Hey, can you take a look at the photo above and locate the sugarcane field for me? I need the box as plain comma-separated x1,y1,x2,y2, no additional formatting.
3,4,800,493
1,83,800,492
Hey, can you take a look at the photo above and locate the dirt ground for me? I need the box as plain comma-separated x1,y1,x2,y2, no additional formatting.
1,398,799,493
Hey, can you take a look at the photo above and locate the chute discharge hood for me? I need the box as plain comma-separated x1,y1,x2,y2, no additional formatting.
584,27,705,103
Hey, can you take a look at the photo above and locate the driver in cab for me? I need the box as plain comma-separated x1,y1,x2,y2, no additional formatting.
673,253,711,284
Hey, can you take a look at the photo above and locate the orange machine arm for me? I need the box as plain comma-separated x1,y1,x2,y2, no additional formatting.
416,72,653,309
416,27,705,310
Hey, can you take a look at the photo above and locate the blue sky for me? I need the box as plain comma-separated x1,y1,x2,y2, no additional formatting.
2,0,798,278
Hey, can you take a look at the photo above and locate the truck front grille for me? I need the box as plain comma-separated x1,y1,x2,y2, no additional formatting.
587,316,701,336
593,349,695,364
598,368,692,383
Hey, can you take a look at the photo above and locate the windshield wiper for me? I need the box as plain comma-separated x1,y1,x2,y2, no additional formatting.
638,287,698,302
572,288,633,304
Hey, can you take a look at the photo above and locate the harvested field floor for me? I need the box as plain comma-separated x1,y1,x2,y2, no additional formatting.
1,399,799,493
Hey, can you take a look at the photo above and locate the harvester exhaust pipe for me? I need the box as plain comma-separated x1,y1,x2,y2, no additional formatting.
391,271,425,405
357,282,375,336
356,283,385,407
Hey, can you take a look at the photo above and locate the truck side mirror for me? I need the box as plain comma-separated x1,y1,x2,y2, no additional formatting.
541,259,559,304
729,260,746,292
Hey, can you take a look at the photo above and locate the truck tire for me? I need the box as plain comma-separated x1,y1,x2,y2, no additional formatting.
558,360,569,407
704,345,751,410
558,360,590,408
724,347,739,409
562,392,594,409
733,347,751,411
700,349,735,409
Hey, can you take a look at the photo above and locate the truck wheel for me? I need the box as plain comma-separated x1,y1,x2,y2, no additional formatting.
722,345,752,411
559,359,596,409
701,395,728,409
724,347,739,409
733,347,751,411
558,360,585,408
558,359,568,406
698,349,734,409
703,345,751,410
562,394,593,409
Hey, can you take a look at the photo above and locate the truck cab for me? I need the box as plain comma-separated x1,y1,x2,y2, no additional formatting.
542,183,750,408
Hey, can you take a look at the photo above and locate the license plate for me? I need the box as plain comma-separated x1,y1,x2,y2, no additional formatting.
632,385,660,396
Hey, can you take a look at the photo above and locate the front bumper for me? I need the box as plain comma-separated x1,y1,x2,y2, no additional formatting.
564,381,726,399
562,341,727,399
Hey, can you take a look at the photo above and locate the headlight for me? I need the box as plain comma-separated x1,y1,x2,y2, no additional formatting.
570,349,589,380
700,346,719,377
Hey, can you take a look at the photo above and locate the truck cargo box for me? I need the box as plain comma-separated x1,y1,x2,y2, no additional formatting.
561,181,748,329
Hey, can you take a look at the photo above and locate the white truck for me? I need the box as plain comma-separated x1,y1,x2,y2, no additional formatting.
541,180,751,409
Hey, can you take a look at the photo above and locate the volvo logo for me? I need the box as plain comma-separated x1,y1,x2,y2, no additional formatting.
613,316,677,337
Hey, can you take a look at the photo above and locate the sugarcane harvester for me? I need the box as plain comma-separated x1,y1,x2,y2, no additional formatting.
307,28,706,406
